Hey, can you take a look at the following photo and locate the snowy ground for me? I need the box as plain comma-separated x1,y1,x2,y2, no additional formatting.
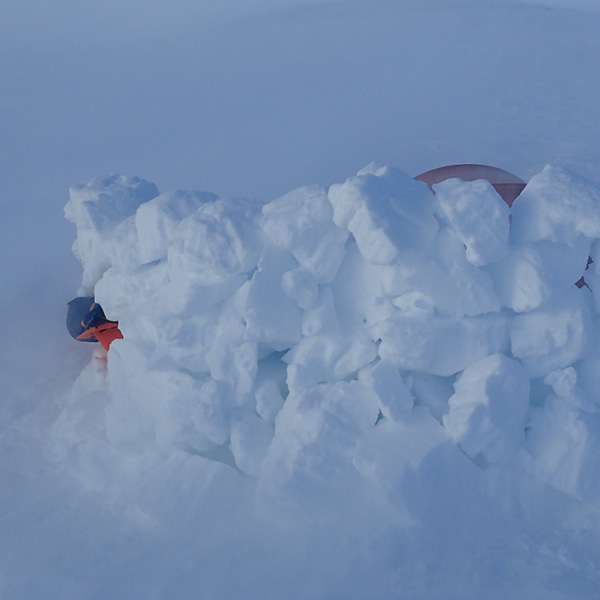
2,1,600,599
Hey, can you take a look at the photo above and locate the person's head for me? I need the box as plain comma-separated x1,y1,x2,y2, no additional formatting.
66,297,98,341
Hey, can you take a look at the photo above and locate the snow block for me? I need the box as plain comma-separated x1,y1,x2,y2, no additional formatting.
443,354,530,464
359,360,414,421
528,396,600,509
65,174,159,292
410,228,501,318
511,165,600,245
328,164,438,265
485,239,591,313
433,177,510,267
136,190,218,264
244,246,303,350
230,412,274,475
167,197,264,284
510,288,596,378
284,333,377,393
374,312,508,377
255,379,285,423
262,185,348,283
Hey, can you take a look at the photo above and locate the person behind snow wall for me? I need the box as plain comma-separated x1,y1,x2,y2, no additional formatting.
66,297,123,351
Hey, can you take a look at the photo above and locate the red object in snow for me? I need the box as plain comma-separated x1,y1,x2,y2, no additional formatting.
415,164,527,207
415,163,592,289
76,321,124,351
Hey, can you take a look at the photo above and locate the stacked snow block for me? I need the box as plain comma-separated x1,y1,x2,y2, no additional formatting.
61,163,600,511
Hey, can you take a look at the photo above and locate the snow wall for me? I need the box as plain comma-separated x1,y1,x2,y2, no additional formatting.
56,164,600,598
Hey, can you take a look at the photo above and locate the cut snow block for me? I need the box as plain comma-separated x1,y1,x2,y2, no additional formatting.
413,228,501,318
284,334,377,394
485,245,553,313
510,288,596,378
167,197,264,284
136,190,219,264
244,246,303,351
65,174,158,235
255,379,285,423
528,397,600,509
262,185,348,283
511,165,600,245
65,174,159,291
328,164,438,265
359,360,413,421
486,240,591,313
281,267,319,310
375,313,508,377
94,260,170,320
301,286,340,336
230,412,274,476
443,354,530,464
433,177,510,267
207,318,258,399
544,367,599,413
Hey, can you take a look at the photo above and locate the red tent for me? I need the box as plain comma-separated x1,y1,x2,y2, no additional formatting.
415,164,526,208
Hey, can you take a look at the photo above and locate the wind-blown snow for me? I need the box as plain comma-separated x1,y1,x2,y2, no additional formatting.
51,162,600,598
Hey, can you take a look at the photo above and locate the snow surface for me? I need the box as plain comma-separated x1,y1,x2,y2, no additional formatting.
3,1,600,599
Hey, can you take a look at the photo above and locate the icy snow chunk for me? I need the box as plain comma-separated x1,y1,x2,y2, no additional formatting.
230,412,274,476
281,267,319,310
105,215,143,272
407,228,501,318
301,286,340,336
528,397,600,508
255,379,285,423
262,185,348,283
485,239,591,313
94,260,170,320
433,177,510,267
328,165,437,265
359,360,413,421
136,190,218,264
65,174,158,292
244,246,303,350
65,174,158,235
485,245,553,313
391,291,435,318
168,196,264,284
409,372,455,423
284,333,377,393
510,288,596,378
154,273,248,318
511,165,600,245
544,368,599,413
443,354,530,464
328,238,388,335
207,318,257,398
374,313,508,377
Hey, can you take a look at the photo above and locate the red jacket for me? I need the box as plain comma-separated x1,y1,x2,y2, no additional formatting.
77,321,123,351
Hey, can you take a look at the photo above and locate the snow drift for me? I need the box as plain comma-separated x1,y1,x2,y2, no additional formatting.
55,163,600,598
